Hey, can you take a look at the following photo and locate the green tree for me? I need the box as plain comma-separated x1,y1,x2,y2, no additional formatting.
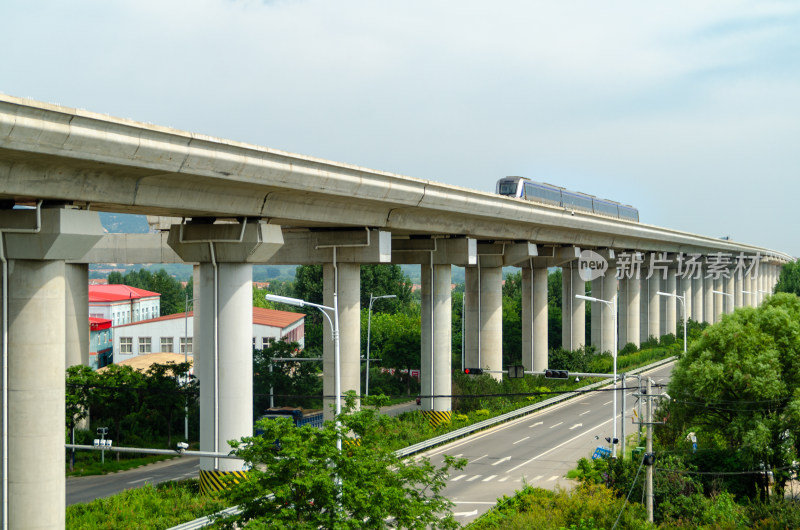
142,361,195,446
107,267,192,316
775,259,800,297
667,293,800,498
89,365,147,453
218,394,466,529
66,365,96,471
253,340,322,413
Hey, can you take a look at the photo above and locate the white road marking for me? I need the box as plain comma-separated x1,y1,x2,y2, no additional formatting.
532,475,543,481
579,410,591,416
470,454,488,463
507,416,614,473
466,475,482,482
498,476,510,482
569,423,583,430
127,477,152,484
451,474,466,482
549,422,563,429
548,475,559,481
529,421,543,428
453,510,478,517
492,456,511,466
603,400,612,406
482,475,497,482
513,437,530,445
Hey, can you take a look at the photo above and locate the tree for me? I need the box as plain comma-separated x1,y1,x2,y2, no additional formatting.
253,340,322,413
66,365,96,471
667,293,800,498
107,267,192,316
218,394,466,529
775,259,800,297
142,361,195,446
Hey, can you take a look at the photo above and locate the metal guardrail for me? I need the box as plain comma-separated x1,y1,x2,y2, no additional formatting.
166,356,676,530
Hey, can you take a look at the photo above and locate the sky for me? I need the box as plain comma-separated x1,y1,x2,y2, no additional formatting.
2,0,799,256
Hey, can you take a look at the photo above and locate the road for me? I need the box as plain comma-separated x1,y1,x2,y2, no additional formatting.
423,363,673,525
67,457,200,506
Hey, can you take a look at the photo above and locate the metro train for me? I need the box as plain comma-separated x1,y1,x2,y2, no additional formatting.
496,176,640,222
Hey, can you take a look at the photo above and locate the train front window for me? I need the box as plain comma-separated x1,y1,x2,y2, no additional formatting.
498,182,518,196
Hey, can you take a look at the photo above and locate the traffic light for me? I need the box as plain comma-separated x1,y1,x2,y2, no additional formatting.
464,368,484,375
545,369,569,379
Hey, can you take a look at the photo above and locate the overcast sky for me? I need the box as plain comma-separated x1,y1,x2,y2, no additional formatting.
2,1,798,256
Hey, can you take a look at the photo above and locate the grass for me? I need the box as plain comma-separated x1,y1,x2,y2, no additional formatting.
66,479,229,529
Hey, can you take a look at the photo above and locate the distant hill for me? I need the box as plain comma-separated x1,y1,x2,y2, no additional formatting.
98,212,149,234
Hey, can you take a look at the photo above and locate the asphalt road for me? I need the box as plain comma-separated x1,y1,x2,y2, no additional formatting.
67,456,200,506
422,363,674,525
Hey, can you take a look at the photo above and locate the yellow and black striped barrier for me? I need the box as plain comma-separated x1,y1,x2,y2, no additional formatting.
199,469,248,495
422,410,451,427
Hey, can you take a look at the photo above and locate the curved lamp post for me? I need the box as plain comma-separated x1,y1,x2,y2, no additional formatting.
576,293,619,457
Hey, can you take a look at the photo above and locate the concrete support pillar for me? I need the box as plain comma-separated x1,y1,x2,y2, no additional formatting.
713,278,724,322
5,261,66,529
749,274,758,307
421,264,451,413
759,270,766,304
725,274,735,313
561,264,585,351
703,277,714,324
664,271,677,336
623,276,640,348
532,267,548,371
323,262,360,421
197,263,253,471
480,266,503,381
591,277,601,348
639,278,649,343
681,276,693,321
0,207,102,529
521,267,532,370
647,275,661,341
692,277,703,323
463,267,479,369
601,272,618,354
734,273,744,309
617,278,628,347
65,263,89,368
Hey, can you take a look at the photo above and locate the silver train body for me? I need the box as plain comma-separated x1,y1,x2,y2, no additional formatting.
496,176,639,222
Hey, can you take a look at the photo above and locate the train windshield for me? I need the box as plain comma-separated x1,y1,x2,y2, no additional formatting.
497,181,520,196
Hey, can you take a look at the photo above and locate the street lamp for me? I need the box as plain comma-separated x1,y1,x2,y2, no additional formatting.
575,293,619,457
265,294,342,452
656,291,687,356
366,294,396,396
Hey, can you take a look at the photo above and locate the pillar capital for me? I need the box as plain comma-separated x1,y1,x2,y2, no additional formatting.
1,207,103,260
391,236,475,266
167,220,283,263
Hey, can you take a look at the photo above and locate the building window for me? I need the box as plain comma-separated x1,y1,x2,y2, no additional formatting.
139,337,152,354
262,337,274,348
180,338,193,355
160,337,173,353
120,337,133,355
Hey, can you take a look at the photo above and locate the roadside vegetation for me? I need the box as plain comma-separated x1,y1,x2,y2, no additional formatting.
468,292,800,529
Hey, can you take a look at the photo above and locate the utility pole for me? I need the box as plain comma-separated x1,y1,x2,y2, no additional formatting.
646,377,654,523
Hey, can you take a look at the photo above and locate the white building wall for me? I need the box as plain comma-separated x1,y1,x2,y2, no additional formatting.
113,315,302,364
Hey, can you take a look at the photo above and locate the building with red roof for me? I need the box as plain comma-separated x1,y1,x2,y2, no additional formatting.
89,284,161,326
89,317,113,369
111,307,304,365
